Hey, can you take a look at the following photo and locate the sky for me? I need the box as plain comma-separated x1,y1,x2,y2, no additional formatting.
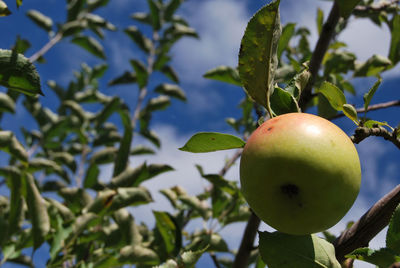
0,0,399,267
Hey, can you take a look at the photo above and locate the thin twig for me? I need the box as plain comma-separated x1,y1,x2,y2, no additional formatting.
334,184,400,262
330,100,400,120
209,252,222,268
351,126,400,149
29,32,63,63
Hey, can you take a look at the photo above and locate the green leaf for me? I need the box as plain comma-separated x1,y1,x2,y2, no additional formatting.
317,81,346,111
336,0,362,19
119,245,159,265
161,65,179,83
71,36,106,59
0,130,28,162
148,0,162,30
124,26,153,53
342,104,359,125
140,130,161,148
179,132,245,153
113,110,133,177
109,163,148,188
146,96,171,111
203,66,242,86
389,14,400,65
26,10,53,32
0,92,16,113
164,0,183,21
270,86,300,115
363,77,382,117
354,55,392,77
108,71,137,86
259,232,341,268
284,68,311,100
131,145,155,155
324,51,356,75
84,164,100,188
25,174,50,249
16,0,22,8
87,0,110,11
92,63,108,79
363,120,390,129
181,246,209,267
238,0,281,109
130,59,148,88
13,36,31,54
154,211,181,256
154,83,186,101
8,173,23,236
0,1,11,16
387,204,400,253
0,49,43,96
316,8,324,35
346,247,400,267
278,23,295,59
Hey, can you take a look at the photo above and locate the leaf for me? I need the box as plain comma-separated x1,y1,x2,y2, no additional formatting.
324,51,356,75
317,8,324,35
8,172,23,236
336,0,362,19
363,78,382,117
25,174,50,249
131,145,155,155
270,86,300,115
259,232,341,268
203,66,242,86
342,104,359,125
164,0,183,21
0,92,16,113
0,49,43,96
354,55,392,77
179,132,245,153
389,14,400,65
140,130,161,148
154,83,186,101
0,1,11,16
153,211,181,256
345,247,400,267
146,95,171,111
92,63,108,79
108,71,137,86
161,65,179,83
84,164,100,188
107,187,153,212
119,245,159,265
285,68,311,100
387,204,400,253
131,12,152,25
363,120,390,129
87,0,110,11
317,81,346,111
0,130,28,162
130,59,148,88
16,0,23,8
13,36,31,54
278,23,296,59
181,246,209,267
113,110,133,177
71,36,106,59
26,10,53,32
148,0,162,30
238,0,281,109
124,26,153,53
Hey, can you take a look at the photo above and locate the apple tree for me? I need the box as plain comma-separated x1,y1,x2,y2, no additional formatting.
0,0,399,267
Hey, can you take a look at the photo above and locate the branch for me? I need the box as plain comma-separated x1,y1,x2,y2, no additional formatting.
330,100,400,120
29,32,63,63
351,126,400,149
334,184,400,262
232,212,261,268
299,1,341,110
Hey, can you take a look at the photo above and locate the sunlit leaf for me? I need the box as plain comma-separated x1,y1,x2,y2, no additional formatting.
71,35,106,59
0,1,11,16
363,77,382,117
26,10,53,32
130,59,148,88
345,247,400,267
354,55,392,77
180,132,245,153
278,23,295,59
154,83,186,101
317,8,323,35
270,86,300,115
203,66,242,86
108,71,137,86
119,245,159,265
389,14,400,65
342,104,359,125
317,81,346,111
125,26,153,53
0,93,16,113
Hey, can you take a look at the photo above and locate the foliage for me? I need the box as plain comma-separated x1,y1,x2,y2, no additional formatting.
0,0,399,267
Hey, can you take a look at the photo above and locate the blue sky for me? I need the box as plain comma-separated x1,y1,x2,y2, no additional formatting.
0,0,399,267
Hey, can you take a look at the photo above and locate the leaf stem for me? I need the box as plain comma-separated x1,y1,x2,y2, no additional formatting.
29,32,63,63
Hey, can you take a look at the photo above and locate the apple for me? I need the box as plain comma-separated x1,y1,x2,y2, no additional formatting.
240,113,361,235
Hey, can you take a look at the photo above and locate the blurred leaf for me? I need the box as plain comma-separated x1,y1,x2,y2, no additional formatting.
181,246,209,267
91,147,117,165
180,195,210,219
324,51,356,75
0,93,16,113
12,36,31,54
140,130,161,148
387,204,400,253
50,151,77,172
180,132,245,153
0,1,11,16
95,97,121,126
354,55,392,77
278,23,295,59
270,86,300,115
164,0,183,21
131,12,152,25
16,0,22,8
88,0,110,11
259,232,341,268
25,174,50,249
161,65,179,83
8,173,23,236
317,8,323,35
148,0,162,30
0,49,43,96
92,63,108,79
341,80,355,95
46,198,75,222
154,211,181,256
154,83,186,101
131,145,155,155
113,110,133,177
345,247,400,267
84,164,100,188
317,81,346,111
60,20,87,36
26,10,53,32
363,77,382,117
125,26,153,53
119,245,159,265
71,36,106,59
342,104,359,125
238,0,281,109
389,14,400,65
336,0,362,19
0,131,28,162
67,0,85,21
107,187,152,212
108,71,137,86
146,95,171,111
203,66,241,86
130,59,148,88
85,13,116,31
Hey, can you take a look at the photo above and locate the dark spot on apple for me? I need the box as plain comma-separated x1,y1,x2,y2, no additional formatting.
281,184,299,198
267,126,274,132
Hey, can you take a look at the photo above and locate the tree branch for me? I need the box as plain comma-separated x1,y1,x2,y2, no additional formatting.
329,100,400,120
351,126,400,149
232,212,261,268
299,1,341,110
29,32,63,63
334,184,400,262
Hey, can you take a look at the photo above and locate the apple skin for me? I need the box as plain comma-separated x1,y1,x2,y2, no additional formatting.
240,113,361,235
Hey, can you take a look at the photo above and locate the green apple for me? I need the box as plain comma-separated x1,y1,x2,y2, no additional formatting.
240,113,361,235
